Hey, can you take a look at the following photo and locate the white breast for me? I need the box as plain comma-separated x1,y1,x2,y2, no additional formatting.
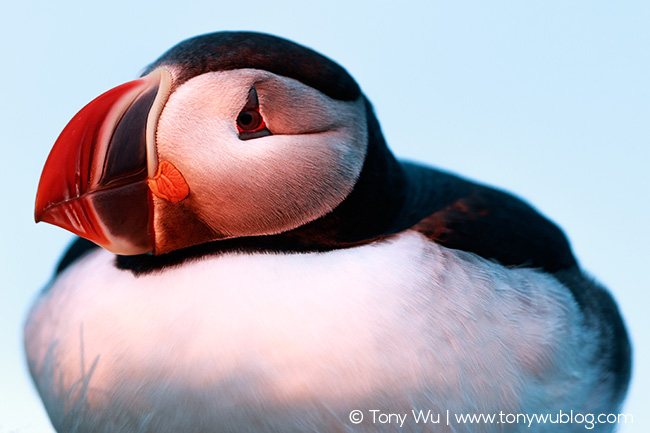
25,231,607,432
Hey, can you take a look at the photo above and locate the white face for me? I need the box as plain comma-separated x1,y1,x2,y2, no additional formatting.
152,69,368,250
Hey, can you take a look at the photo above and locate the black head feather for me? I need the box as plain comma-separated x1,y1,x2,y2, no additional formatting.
142,31,361,101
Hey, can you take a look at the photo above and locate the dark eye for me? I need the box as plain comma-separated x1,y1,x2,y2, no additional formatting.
237,87,272,140
237,110,263,131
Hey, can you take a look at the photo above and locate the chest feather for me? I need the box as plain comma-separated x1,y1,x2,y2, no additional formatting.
25,231,599,432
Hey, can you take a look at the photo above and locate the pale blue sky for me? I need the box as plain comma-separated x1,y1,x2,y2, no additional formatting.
1,1,648,432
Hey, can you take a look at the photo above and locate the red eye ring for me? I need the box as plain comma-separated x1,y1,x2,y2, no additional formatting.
237,87,272,140
237,109,265,132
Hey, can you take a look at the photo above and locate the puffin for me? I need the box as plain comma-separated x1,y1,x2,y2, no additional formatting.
26,32,630,433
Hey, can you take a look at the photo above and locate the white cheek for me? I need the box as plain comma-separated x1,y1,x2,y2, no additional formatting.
203,130,366,234
155,70,368,238
162,129,366,237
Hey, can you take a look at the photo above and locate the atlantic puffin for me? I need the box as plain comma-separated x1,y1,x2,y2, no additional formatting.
26,32,630,432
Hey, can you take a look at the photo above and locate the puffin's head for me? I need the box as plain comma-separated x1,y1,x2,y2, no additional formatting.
35,32,372,255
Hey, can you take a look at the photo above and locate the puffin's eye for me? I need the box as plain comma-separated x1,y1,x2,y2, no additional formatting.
237,110,263,131
237,87,272,140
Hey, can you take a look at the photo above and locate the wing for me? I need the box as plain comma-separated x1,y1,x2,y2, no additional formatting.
400,162,577,273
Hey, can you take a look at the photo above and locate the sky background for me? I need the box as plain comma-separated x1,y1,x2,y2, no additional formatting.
1,1,647,432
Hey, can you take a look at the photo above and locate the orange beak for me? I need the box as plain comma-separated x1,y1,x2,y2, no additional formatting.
35,68,175,255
